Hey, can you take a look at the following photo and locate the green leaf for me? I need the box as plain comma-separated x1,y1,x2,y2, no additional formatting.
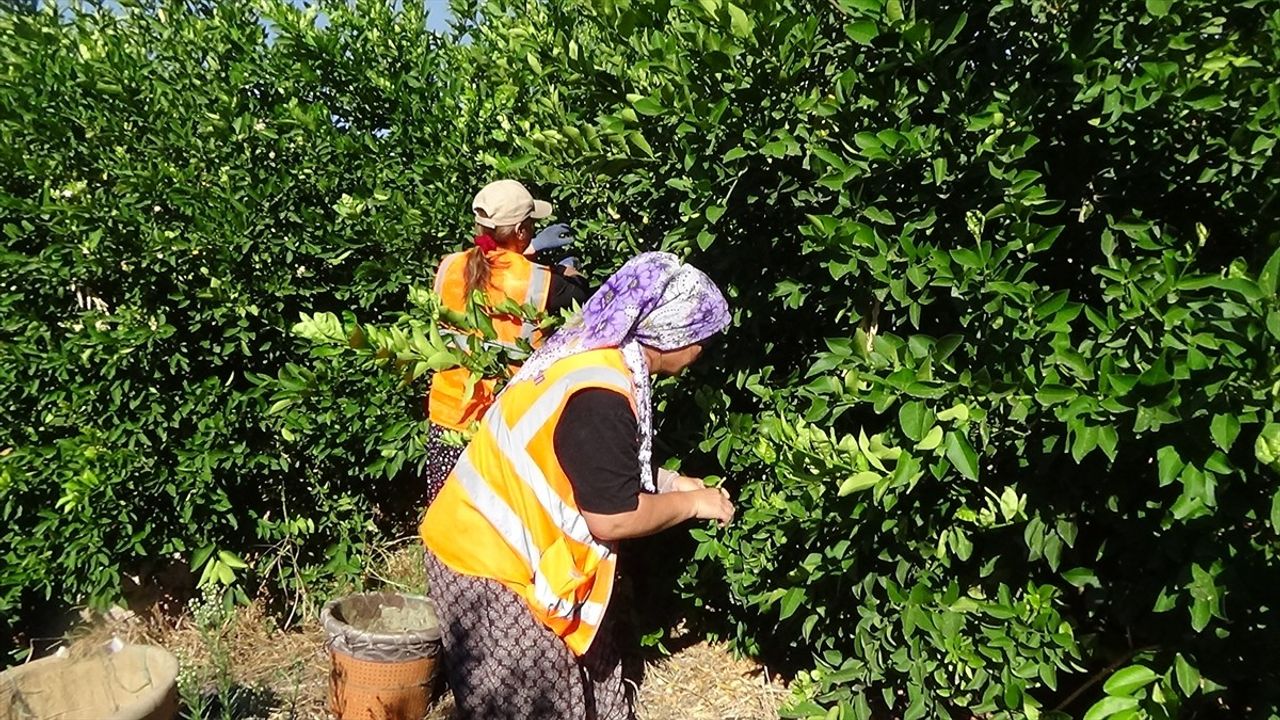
633,97,663,116
839,471,881,496
952,248,982,269
726,3,755,38
918,425,944,451
216,561,236,585
998,486,1022,520
1190,598,1212,632
198,558,219,588
1035,385,1077,405
1072,424,1099,462
904,694,927,720
1210,414,1240,451
779,587,804,619
1188,562,1221,632
1044,533,1063,570
808,214,837,236
1256,423,1280,466
628,131,654,156
898,401,933,442
1153,588,1179,613
1063,567,1100,588
936,403,969,423
1104,665,1158,696
809,145,846,170
190,544,216,571
904,381,949,399
426,350,459,370
1259,246,1280,297
934,335,964,363
218,550,249,569
1003,681,1022,711
1084,696,1139,720
1097,424,1119,461
1035,290,1070,318
1215,277,1263,301
1145,0,1172,16
526,51,543,74
1174,654,1201,696
854,132,881,151
863,206,895,225
945,432,979,480
1156,446,1184,487
845,20,879,45
1270,490,1280,533
780,701,825,718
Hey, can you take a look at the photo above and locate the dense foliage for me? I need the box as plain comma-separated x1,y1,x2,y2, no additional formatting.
0,0,477,642
3,0,1279,717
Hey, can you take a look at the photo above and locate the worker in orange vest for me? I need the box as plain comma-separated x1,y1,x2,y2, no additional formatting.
421,252,734,720
424,180,590,505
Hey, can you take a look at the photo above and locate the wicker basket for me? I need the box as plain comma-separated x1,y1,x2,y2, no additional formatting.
321,592,442,720
0,644,178,720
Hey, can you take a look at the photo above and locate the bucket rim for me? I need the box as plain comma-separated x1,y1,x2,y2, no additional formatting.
321,591,442,645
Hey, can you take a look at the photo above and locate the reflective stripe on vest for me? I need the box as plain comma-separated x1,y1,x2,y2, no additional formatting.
422,349,634,655
519,265,550,342
485,366,631,553
434,252,461,297
450,453,607,625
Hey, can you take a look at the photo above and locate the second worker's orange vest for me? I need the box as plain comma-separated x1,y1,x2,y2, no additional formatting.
427,248,553,431
421,347,634,656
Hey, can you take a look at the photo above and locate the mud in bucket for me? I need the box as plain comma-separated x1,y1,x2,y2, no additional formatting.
322,592,442,720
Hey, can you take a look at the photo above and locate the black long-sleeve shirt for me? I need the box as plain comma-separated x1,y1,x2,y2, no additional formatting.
545,266,591,312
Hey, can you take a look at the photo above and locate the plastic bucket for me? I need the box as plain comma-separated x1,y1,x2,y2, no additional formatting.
0,644,178,720
321,592,442,720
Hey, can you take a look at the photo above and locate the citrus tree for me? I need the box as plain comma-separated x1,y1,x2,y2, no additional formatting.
0,0,487,648
451,0,1280,716
4,0,1280,717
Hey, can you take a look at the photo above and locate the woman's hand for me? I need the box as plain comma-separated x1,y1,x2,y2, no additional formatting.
529,223,575,253
691,487,735,527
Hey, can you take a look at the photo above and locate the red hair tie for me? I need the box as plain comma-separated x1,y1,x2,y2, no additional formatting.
474,234,498,252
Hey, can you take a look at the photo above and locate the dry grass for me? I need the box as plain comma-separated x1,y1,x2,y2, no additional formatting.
636,639,788,720
66,544,787,719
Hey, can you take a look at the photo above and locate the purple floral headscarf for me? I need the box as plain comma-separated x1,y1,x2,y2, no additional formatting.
509,252,730,491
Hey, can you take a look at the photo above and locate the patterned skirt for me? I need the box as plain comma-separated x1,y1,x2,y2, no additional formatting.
424,424,464,507
424,551,633,720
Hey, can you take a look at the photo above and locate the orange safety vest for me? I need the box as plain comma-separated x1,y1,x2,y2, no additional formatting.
421,348,634,656
427,248,553,431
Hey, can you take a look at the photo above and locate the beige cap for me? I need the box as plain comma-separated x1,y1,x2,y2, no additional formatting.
472,179,552,228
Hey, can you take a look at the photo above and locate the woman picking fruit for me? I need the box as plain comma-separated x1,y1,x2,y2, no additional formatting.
423,179,588,504
421,252,735,719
